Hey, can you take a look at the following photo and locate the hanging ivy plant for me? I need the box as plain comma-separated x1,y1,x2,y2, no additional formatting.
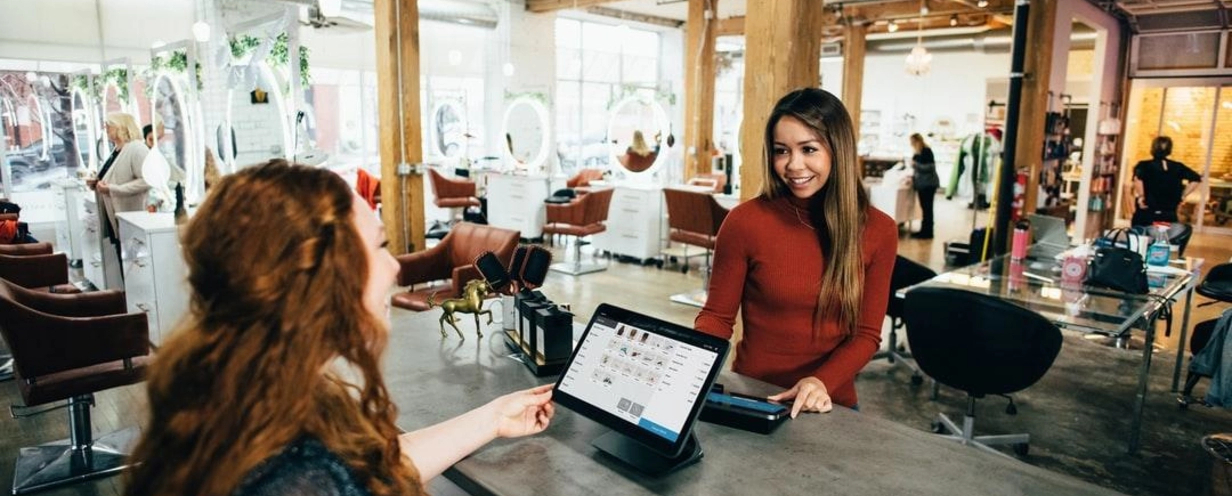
606,83,676,111
102,68,130,104
150,50,204,91
229,34,261,59
70,75,99,100
229,32,312,88
504,90,550,107
269,33,312,87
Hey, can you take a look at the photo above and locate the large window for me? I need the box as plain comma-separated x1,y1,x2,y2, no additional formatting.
555,18,660,173
306,68,380,176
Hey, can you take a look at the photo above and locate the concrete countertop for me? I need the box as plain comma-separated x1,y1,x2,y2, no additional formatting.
384,309,1123,496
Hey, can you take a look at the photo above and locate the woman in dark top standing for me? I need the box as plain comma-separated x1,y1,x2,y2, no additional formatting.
125,161,555,496
909,133,939,239
1132,136,1202,226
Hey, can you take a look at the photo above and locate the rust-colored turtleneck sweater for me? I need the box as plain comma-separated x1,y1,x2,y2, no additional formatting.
695,194,898,407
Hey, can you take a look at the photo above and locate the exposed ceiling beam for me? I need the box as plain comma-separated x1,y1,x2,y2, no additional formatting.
584,6,684,27
526,0,623,13
714,16,745,36
844,0,1015,22
864,14,1000,34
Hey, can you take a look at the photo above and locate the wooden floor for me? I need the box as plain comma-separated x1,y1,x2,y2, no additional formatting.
2,195,1231,495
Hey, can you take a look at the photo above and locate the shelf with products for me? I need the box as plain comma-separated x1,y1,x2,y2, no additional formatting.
1038,106,1071,212
1082,103,1122,240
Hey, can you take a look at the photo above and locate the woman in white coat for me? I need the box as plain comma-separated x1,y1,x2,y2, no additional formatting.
89,112,150,243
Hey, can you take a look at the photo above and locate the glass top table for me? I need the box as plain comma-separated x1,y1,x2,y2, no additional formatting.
898,248,1201,454
899,252,1198,338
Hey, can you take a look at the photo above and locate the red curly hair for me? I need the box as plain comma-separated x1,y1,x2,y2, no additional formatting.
124,160,424,496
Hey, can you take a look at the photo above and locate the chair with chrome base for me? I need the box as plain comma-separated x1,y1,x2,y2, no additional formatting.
0,242,81,294
904,286,1061,458
543,188,614,276
427,168,481,227
0,243,83,383
0,278,149,494
868,255,936,384
663,187,729,307
391,222,520,312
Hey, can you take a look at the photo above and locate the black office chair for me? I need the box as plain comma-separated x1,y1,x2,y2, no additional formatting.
1178,262,1232,409
868,256,937,385
904,286,1062,457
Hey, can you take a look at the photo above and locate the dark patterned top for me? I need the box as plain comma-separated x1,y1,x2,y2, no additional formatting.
231,437,373,496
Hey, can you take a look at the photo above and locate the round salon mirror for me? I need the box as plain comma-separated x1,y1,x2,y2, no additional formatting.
431,100,467,159
501,96,550,172
608,95,668,177
98,83,124,157
225,62,291,171
151,73,193,189
71,89,96,170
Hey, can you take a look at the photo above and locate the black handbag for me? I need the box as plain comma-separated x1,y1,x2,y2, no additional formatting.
1085,228,1148,294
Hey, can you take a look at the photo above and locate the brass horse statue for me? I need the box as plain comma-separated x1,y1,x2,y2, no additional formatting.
428,279,494,340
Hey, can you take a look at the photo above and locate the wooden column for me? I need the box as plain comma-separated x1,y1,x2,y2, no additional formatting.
684,0,718,179
842,23,866,137
739,0,823,200
373,0,425,255
843,23,867,176
1014,0,1057,216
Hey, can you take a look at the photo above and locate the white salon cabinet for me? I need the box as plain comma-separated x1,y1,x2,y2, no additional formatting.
117,212,188,346
593,184,663,262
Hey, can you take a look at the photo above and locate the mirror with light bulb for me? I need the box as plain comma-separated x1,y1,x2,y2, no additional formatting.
70,85,96,172
607,95,669,182
501,96,551,174
226,61,292,170
149,72,195,202
428,97,468,162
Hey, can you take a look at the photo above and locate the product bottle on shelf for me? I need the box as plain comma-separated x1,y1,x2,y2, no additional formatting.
1146,222,1171,267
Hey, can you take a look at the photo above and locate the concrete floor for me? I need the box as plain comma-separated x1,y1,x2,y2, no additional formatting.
1,195,1231,495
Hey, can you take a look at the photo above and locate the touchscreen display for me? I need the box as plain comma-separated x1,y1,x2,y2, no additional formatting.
556,314,721,443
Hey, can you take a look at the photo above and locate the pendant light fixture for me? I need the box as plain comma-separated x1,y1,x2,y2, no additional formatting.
904,0,932,76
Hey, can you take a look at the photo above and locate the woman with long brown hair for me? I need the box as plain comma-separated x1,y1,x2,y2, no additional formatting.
124,160,554,496
695,88,897,416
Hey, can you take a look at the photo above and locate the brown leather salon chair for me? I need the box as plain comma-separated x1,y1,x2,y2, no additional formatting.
617,152,657,173
687,173,727,194
566,168,605,193
0,242,80,294
427,168,481,223
543,188,614,276
663,187,730,307
391,222,520,311
0,278,149,494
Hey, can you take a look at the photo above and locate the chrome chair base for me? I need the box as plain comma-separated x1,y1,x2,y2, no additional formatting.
932,406,1030,460
549,261,607,276
12,426,139,495
669,289,708,308
550,238,607,276
0,355,12,382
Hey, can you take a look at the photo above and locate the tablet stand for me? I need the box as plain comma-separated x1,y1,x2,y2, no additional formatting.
592,430,702,476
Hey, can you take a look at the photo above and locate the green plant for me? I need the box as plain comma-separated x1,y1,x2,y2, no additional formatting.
606,83,675,110
147,51,203,90
504,90,550,107
229,32,312,87
229,34,261,58
103,68,130,104
70,75,99,100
